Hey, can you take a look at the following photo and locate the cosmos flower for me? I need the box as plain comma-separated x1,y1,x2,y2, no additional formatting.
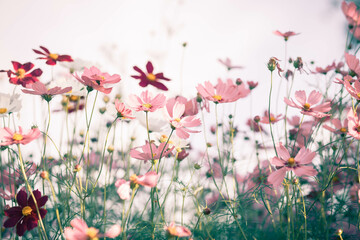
33,46,73,65
3,189,47,236
115,99,135,119
345,53,360,77
22,82,72,102
312,62,336,75
347,109,360,139
166,96,199,117
267,143,317,187
130,141,174,162
218,57,243,70
273,30,299,41
260,110,283,124
0,61,42,87
131,61,170,91
247,81,258,90
64,218,121,240
164,222,192,237
0,93,21,117
323,118,348,135
341,1,360,27
73,66,121,94
127,90,166,112
344,79,360,100
0,127,41,146
284,90,331,118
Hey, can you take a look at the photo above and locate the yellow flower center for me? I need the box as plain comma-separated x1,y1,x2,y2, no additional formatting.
160,134,168,143
100,76,105,80
13,133,23,141
270,116,275,122
287,157,295,167
86,227,99,240
0,108,7,114
143,103,152,109
16,68,26,78
303,103,311,111
22,206,32,216
130,174,138,183
69,95,79,102
49,53,59,60
174,118,181,122
213,95,222,101
340,127,347,133
357,93,360,99
167,226,178,236
146,73,157,81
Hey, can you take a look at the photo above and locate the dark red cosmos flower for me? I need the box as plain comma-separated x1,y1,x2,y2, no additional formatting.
0,61,42,87
3,189,48,236
33,46,73,65
131,61,170,91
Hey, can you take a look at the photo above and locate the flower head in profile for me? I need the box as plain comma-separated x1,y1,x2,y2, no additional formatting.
323,118,348,136
115,99,135,119
0,93,21,117
267,57,283,76
33,46,73,65
74,66,121,94
284,90,331,118
0,127,41,146
218,57,243,71
127,90,166,112
347,109,360,139
312,62,336,75
22,82,72,102
260,110,283,124
3,189,48,236
267,143,317,187
273,30,299,41
164,222,192,238
130,141,174,162
64,218,121,240
344,79,360,101
345,53,360,77
131,61,170,91
0,61,42,87
342,1,360,27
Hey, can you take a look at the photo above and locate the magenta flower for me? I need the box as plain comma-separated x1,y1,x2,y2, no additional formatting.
131,61,170,91
273,30,299,41
323,118,348,135
0,61,42,87
164,222,192,237
165,102,201,139
115,171,160,200
0,127,41,146
74,66,121,94
3,189,47,236
22,82,72,102
64,218,121,240
196,78,250,104
347,109,360,139
127,90,166,112
33,46,73,66
284,90,331,118
130,142,174,162
345,53,360,77
218,57,244,70
267,143,317,187
115,99,135,119
260,110,283,124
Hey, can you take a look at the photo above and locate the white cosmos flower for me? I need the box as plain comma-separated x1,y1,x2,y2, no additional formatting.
0,93,21,117
50,75,87,97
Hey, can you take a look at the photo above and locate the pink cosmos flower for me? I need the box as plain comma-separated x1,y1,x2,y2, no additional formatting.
131,61,170,91
273,30,299,41
127,90,166,112
284,90,331,118
323,118,348,135
130,141,174,162
164,222,192,237
64,218,121,240
267,143,317,187
345,53,360,77
260,110,283,124
74,66,121,94
312,62,336,75
342,1,360,27
218,57,243,70
165,102,201,139
196,78,250,104
347,109,360,139
334,75,354,85
115,99,135,119
115,171,160,200
344,79,360,100
166,96,199,117
0,127,41,146
247,81,258,90
22,82,72,102
246,118,265,133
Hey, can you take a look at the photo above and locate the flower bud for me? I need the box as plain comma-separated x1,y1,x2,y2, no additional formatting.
107,145,114,153
253,116,260,123
103,95,110,103
74,164,82,172
194,163,201,170
40,171,49,180
203,207,211,215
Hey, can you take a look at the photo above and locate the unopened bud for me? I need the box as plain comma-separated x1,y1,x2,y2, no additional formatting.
194,163,201,170
74,164,82,172
103,95,110,103
203,207,211,215
254,116,260,123
40,171,49,180
79,130,84,137
99,107,106,114
107,145,114,153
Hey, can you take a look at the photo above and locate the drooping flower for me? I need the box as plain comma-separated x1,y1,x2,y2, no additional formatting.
196,78,250,104
64,218,121,240
131,61,170,91
347,109,360,139
115,99,135,119
218,57,244,70
323,118,348,135
130,141,174,162
341,1,360,27
267,143,317,187
267,57,283,76
165,102,201,139
345,53,360,77
0,127,41,146
260,110,283,124
0,93,21,117
273,30,299,41
73,66,121,94
312,62,336,75
22,81,72,102
33,46,73,65
0,61,42,87
164,222,192,237
284,90,331,118
3,189,48,236
127,90,166,112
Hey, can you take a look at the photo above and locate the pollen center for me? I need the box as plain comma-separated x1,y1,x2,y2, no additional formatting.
340,127,347,133
13,133,23,141
22,206,32,216
174,118,181,122
147,73,157,81
213,95,222,101
287,157,295,167
303,103,311,111
49,53,59,60
270,116,275,122
69,95,79,102
143,103,152,109
86,227,99,239
130,174,138,183
0,108,7,114
16,68,26,78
